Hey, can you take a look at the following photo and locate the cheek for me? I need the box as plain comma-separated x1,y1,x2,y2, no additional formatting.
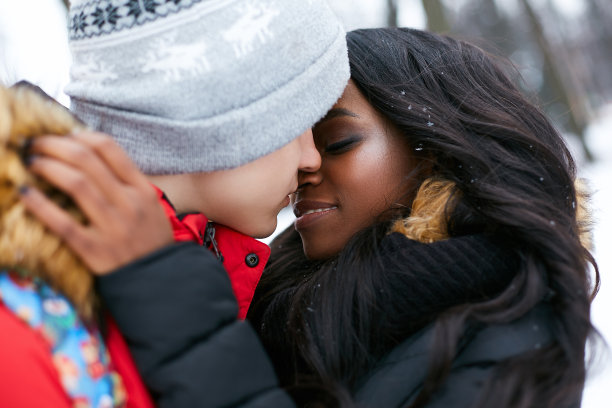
344,144,400,215
219,194,278,238
264,152,300,192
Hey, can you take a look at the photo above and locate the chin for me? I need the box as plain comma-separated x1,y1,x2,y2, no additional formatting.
250,221,277,239
302,239,339,261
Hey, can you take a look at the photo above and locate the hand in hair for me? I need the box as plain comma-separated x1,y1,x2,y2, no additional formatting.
20,131,173,275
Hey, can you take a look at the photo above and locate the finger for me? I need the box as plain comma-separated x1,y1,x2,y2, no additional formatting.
30,136,128,203
28,156,114,227
70,131,150,188
19,185,95,262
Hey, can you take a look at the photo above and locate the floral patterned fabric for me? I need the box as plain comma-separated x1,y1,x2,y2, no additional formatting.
0,271,125,408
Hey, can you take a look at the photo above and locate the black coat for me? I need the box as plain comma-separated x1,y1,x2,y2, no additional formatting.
97,238,556,408
355,305,555,407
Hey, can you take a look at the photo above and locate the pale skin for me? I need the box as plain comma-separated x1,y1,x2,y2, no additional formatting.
21,130,320,274
149,130,320,239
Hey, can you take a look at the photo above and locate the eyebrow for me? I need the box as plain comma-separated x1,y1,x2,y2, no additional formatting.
318,108,360,124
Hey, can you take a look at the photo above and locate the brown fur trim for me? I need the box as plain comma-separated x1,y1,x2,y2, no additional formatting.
391,176,593,251
390,178,456,243
575,178,593,251
0,84,96,321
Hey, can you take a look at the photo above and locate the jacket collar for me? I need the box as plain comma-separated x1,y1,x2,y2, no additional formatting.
153,185,270,319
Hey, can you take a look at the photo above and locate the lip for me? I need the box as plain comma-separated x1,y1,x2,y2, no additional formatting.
293,200,338,230
281,195,291,207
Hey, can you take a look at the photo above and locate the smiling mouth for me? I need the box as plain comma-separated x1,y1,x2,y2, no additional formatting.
293,205,338,231
301,207,338,216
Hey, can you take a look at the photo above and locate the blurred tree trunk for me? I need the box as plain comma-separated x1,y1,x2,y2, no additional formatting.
61,0,69,9
387,0,398,27
421,0,450,33
590,0,612,40
587,0,612,101
479,0,515,53
519,0,594,161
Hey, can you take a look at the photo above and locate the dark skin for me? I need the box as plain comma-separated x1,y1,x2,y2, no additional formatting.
292,81,417,260
21,131,173,274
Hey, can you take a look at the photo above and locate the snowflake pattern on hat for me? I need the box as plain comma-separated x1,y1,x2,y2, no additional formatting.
70,0,281,83
69,0,205,40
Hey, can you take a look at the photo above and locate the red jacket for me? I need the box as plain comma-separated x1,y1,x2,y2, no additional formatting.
155,186,270,319
0,290,154,408
0,186,268,406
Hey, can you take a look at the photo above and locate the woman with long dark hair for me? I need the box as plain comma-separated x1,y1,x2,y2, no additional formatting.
247,27,598,407
24,28,599,408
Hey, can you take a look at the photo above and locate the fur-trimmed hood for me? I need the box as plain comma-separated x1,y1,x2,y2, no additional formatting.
0,82,94,319
391,177,593,250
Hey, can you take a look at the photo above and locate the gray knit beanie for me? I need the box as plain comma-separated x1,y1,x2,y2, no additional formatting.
66,0,349,174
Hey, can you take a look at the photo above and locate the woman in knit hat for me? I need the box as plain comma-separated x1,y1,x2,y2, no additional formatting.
4,0,349,406
247,28,598,407
23,28,597,408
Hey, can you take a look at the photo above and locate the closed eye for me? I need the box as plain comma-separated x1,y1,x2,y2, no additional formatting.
324,137,360,154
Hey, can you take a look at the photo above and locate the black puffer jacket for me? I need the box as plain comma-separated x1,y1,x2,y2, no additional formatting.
98,243,293,408
97,236,556,408
354,304,556,407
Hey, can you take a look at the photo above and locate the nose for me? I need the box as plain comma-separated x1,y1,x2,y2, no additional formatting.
296,129,323,190
297,129,321,173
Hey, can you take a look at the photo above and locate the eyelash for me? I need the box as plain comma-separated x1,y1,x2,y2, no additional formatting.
324,137,359,154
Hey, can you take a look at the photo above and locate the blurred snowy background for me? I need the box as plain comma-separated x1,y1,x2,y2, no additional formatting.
1,0,610,405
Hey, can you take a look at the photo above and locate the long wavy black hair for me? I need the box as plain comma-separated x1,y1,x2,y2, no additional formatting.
247,28,599,407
